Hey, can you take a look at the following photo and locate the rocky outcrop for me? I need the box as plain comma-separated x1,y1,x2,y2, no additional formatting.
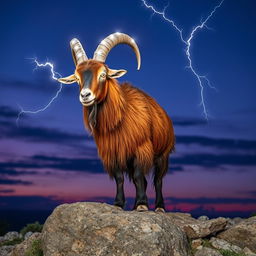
167,212,227,239
42,202,191,256
10,232,41,256
210,237,244,254
0,245,14,256
0,232,21,244
217,216,256,253
194,247,222,256
1,202,256,256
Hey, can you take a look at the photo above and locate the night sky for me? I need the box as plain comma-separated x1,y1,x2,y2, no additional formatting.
0,0,256,221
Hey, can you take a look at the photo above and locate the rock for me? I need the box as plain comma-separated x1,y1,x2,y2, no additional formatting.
217,216,256,253
10,232,41,256
233,217,243,224
194,247,222,256
243,247,256,256
1,232,21,243
225,217,244,229
210,237,243,254
42,202,191,256
167,213,227,239
0,245,14,256
225,218,234,229
198,216,209,221
184,217,227,239
24,231,33,240
191,239,202,250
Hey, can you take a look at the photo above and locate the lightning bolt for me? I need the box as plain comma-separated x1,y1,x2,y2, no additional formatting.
16,58,62,125
141,0,224,119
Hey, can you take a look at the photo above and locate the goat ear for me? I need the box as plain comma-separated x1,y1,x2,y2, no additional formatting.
58,74,78,84
107,68,127,78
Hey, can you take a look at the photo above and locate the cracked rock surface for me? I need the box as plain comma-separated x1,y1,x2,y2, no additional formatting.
42,202,191,256
166,212,227,239
217,216,256,253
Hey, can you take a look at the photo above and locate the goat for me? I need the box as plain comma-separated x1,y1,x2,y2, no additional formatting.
58,32,175,212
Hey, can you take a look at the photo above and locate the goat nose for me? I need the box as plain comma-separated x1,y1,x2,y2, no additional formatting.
81,91,91,98
84,92,91,98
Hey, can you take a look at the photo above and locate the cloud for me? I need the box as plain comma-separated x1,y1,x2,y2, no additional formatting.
0,161,41,170
1,104,255,173
0,154,184,175
244,190,256,197
172,153,256,168
0,178,33,185
172,116,207,126
0,76,64,94
1,149,255,178
0,76,74,103
0,189,15,193
0,155,104,174
4,124,85,143
32,155,104,173
0,195,59,210
176,135,256,151
0,104,94,154
0,106,19,119
0,168,37,176
165,196,256,204
1,105,255,155
0,113,86,145
182,205,255,218
169,165,184,172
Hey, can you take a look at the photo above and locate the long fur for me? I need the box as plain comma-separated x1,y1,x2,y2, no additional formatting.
83,77,175,179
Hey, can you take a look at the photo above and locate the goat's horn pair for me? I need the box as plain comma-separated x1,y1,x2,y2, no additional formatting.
70,33,141,70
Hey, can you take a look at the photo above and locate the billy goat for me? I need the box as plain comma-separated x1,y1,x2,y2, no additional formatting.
59,32,175,212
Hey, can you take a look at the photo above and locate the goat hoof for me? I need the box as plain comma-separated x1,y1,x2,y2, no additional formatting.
155,207,165,213
136,205,148,212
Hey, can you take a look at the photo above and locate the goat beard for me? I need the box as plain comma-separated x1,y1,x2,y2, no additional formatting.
88,102,98,131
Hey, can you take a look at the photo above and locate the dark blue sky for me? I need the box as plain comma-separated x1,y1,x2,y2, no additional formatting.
0,0,256,218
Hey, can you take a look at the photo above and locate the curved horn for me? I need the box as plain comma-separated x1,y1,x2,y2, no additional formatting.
93,32,141,70
70,38,88,66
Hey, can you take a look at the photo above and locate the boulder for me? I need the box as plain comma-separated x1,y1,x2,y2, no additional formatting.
167,213,227,239
0,245,14,256
42,202,191,256
0,232,21,243
10,232,41,256
197,216,209,221
194,247,222,256
24,231,33,240
210,237,243,254
217,216,256,253
225,217,244,229
191,239,202,250
243,247,256,256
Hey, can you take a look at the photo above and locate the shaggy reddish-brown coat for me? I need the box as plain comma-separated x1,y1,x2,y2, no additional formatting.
82,71,175,177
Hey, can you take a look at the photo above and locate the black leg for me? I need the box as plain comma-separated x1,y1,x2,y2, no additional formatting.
132,166,148,209
154,175,165,210
144,176,148,191
154,155,168,211
113,170,125,209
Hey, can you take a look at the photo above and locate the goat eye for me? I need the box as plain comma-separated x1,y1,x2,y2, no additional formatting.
100,73,106,79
